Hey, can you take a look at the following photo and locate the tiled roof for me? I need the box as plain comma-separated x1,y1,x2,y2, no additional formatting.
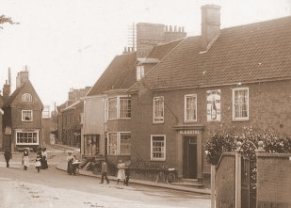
147,40,182,60
128,40,182,92
87,52,137,96
143,16,291,90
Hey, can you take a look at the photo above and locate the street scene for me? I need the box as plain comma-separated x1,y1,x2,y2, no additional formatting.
1,1,291,208
0,146,210,208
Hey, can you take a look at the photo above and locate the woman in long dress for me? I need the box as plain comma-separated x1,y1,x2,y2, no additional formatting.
41,147,48,169
116,160,125,184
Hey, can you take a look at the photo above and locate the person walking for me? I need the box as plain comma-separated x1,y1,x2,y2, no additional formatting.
4,149,12,168
100,160,110,184
124,160,131,186
116,160,125,185
35,152,42,173
22,148,29,170
41,147,48,169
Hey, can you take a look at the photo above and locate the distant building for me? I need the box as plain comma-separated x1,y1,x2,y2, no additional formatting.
68,87,91,106
57,86,91,146
2,69,44,152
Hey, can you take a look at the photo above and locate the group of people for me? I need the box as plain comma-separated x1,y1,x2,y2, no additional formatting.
3,147,48,172
22,147,48,172
100,159,131,186
66,153,131,186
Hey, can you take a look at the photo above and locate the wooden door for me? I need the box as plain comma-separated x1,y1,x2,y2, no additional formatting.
183,136,197,178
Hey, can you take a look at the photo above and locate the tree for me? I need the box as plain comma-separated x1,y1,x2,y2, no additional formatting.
0,15,17,29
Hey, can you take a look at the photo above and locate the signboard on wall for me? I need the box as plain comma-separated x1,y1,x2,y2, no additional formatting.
207,89,221,122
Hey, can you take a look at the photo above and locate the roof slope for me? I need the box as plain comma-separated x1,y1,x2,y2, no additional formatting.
87,52,137,96
128,40,183,92
147,40,182,60
144,16,291,90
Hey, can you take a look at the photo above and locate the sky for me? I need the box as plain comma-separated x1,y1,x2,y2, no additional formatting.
0,0,290,111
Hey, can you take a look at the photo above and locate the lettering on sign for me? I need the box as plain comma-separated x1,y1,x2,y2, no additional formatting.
179,130,200,135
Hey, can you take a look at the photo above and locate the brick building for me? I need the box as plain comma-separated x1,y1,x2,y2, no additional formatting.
82,36,182,167
128,5,291,183
61,100,83,147
57,87,90,146
2,69,44,152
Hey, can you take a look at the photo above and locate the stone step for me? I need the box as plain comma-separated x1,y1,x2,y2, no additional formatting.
171,178,204,188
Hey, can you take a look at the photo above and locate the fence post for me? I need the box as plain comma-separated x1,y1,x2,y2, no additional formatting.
235,148,241,208
211,165,216,208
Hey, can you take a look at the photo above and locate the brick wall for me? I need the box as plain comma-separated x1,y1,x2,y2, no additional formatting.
256,153,291,207
215,153,235,208
131,79,291,177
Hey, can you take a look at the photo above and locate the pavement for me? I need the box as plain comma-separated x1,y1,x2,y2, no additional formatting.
0,144,211,195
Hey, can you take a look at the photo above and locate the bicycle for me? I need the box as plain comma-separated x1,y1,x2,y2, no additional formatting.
156,167,178,184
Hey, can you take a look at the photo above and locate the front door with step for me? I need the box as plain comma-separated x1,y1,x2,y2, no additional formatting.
183,136,197,178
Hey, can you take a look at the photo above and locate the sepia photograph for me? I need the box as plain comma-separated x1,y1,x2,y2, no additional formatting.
0,0,291,207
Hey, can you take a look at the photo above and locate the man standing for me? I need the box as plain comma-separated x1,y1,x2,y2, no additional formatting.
100,160,110,184
4,149,12,168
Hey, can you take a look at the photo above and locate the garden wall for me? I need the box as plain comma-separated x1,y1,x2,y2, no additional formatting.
256,153,291,208
215,152,236,208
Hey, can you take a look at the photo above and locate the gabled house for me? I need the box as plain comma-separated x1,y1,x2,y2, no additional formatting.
129,5,291,183
2,70,44,152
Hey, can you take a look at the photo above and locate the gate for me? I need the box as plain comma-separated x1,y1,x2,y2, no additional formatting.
241,156,256,208
240,141,257,208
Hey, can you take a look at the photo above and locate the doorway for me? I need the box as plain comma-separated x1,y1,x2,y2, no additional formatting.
183,136,197,178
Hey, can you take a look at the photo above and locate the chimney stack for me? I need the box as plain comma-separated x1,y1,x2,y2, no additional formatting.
201,5,221,51
3,80,10,97
16,66,29,88
3,68,11,97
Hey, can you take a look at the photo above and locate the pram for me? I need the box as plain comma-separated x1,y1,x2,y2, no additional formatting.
72,160,81,175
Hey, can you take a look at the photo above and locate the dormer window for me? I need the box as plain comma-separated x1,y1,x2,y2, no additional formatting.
22,110,33,121
22,93,32,102
136,65,144,81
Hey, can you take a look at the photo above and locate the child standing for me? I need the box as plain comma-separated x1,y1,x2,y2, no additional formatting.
22,148,29,170
35,152,42,173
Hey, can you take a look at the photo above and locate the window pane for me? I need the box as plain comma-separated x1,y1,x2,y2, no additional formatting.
234,88,249,119
152,136,165,160
16,131,38,144
185,95,197,121
153,97,164,122
120,97,131,118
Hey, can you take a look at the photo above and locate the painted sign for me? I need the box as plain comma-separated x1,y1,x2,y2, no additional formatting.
207,89,221,121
